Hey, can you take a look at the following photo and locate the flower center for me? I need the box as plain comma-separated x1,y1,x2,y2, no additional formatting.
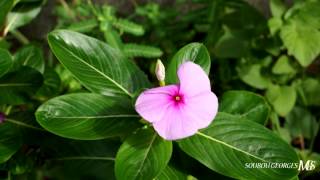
175,95,181,101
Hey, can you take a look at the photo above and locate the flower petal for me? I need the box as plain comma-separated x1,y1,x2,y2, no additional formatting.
177,62,211,97
184,91,218,129
135,85,178,123
153,104,198,140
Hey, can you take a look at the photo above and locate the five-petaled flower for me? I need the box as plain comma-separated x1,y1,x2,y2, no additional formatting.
135,62,218,140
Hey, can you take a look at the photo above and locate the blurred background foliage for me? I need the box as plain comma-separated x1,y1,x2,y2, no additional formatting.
0,0,319,179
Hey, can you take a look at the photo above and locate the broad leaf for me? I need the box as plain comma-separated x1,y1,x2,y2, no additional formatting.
155,165,187,180
272,55,295,75
48,30,150,97
13,44,45,73
0,66,43,105
0,48,12,78
297,78,320,106
179,113,299,180
238,64,271,89
166,43,210,84
219,91,270,124
266,84,296,116
0,0,14,27
36,93,140,140
270,0,287,18
0,123,22,163
115,128,172,180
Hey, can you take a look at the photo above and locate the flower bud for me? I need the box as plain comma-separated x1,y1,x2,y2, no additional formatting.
155,59,165,86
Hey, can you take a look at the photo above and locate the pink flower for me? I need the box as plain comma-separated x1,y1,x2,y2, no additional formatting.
135,62,218,140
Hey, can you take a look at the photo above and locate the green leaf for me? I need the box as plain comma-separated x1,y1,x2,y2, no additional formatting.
297,78,320,106
155,165,187,180
0,66,43,105
5,3,42,33
178,113,299,180
272,55,296,74
238,64,271,89
67,19,98,33
0,123,22,163
44,138,119,180
103,29,123,50
166,43,210,84
0,48,13,78
13,44,45,74
35,68,61,98
280,18,320,67
268,17,283,36
48,30,150,97
115,128,172,180
112,19,145,36
219,91,270,124
35,93,140,140
0,0,14,27
285,107,319,139
266,84,297,116
270,0,287,18
123,43,163,58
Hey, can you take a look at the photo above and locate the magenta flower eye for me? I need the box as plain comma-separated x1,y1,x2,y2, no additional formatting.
135,62,218,140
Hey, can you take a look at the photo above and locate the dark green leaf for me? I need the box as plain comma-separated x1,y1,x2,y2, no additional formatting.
36,93,140,140
178,113,299,180
155,165,187,180
0,122,22,163
219,91,270,124
0,0,14,27
48,30,150,97
166,43,210,84
0,66,43,105
115,128,172,180
36,68,61,98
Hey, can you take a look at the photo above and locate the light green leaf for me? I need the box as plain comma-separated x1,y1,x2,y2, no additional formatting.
272,55,295,74
219,90,270,124
67,19,98,33
270,0,287,17
238,64,271,89
113,19,145,36
178,113,299,180
285,107,319,139
166,43,210,84
13,44,45,73
115,128,172,180
0,48,13,78
268,17,283,35
266,84,297,116
103,29,123,50
35,93,140,140
0,123,22,163
297,78,320,106
48,30,150,97
280,18,320,67
123,43,163,58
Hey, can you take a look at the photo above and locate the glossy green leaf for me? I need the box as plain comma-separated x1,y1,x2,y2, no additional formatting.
285,107,319,139
0,66,43,105
123,43,163,58
166,43,210,84
0,122,22,163
35,68,61,98
0,0,14,27
0,48,13,78
155,165,187,180
266,84,296,116
219,90,270,124
115,128,172,180
36,93,140,140
178,113,299,180
48,30,150,97
13,44,45,73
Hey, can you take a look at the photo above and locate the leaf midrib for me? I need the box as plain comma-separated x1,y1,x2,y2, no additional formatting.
196,132,267,163
50,36,132,97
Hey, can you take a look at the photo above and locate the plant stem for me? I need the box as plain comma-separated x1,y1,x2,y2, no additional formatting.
10,30,29,45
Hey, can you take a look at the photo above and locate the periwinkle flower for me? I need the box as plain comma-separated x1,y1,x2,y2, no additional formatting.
135,62,218,140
